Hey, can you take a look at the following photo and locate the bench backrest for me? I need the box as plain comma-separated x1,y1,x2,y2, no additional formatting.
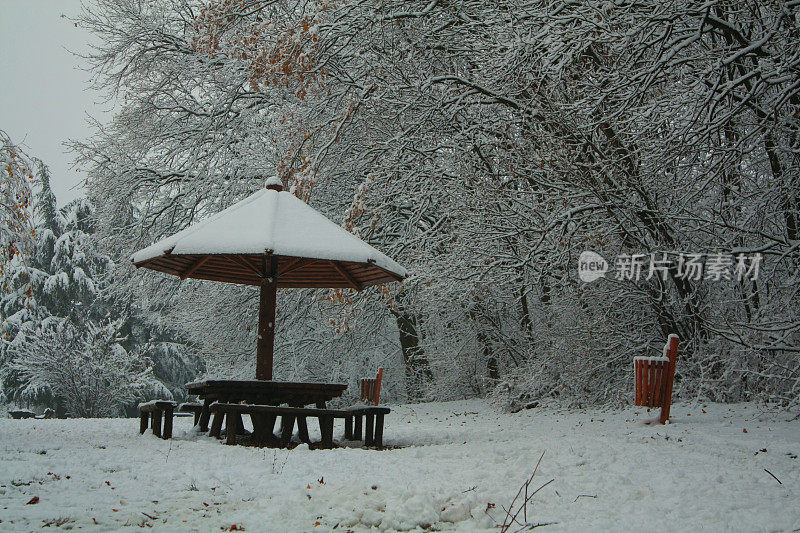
360,368,383,406
660,334,679,423
665,334,678,365
633,334,679,421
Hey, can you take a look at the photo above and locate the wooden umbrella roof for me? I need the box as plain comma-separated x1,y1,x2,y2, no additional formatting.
133,253,401,290
131,179,406,289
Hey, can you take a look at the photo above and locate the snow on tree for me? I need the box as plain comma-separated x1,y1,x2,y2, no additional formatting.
10,319,168,418
0,130,34,297
77,0,800,409
1,160,202,414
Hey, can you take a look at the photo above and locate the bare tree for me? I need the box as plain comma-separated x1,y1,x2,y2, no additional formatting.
77,0,800,408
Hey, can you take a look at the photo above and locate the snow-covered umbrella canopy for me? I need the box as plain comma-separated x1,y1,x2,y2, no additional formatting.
131,177,406,380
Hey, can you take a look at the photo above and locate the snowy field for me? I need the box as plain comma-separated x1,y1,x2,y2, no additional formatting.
1,400,799,532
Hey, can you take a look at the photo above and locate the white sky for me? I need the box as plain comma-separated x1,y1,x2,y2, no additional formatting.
0,0,111,206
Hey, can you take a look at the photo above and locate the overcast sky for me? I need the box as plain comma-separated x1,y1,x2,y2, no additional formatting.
0,1,111,206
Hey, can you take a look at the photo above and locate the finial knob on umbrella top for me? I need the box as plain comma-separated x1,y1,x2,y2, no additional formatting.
265,176,284,191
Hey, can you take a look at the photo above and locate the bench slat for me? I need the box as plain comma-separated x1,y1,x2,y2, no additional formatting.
138,400,177,412
210,403,389,417
208,402,390,449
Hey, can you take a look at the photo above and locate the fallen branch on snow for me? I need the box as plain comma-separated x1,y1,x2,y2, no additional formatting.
764,469,782,484
499,451,556,532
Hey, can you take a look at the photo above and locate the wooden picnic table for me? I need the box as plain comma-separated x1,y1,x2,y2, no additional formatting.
185,379,347,432
8,409,36,419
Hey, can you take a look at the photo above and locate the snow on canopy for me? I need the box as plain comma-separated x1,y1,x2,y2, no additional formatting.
130,187,407,278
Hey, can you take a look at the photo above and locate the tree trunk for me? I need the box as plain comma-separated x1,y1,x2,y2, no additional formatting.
392,309,432,399
480,330,500,381
764,130,799,241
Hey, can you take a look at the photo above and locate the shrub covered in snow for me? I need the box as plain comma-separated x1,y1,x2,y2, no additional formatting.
1,161,203,415
10,319,168,417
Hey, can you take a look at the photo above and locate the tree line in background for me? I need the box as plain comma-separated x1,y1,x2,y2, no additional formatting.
0,133,203,416
2,0,798,415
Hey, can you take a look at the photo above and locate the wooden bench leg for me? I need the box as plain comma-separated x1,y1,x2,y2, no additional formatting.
297,416,311,444
210,410,225,438
163,406,174,440
234,412,245,435
140,413,149,434
266,414,277,440
193,410,201,426
226,410,240,445
152,410,163,438
364,414,375,446
280,415,295,446
198,398,212,432
251,413,277,446
374,413,384,448
251,413,265,444
353,415,363,440
344,416,353,440
319,415,334,449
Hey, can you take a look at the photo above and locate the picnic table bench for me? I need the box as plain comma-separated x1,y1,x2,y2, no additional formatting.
136,374,390,447
138,400,177,439
137,401,202,439
186,380,347,432
8,409,36,419
8,409,56,420
178,402,203,425
210,402,390,448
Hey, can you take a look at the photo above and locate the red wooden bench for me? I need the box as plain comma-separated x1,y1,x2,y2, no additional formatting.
359,367,383,406
634,334,678,424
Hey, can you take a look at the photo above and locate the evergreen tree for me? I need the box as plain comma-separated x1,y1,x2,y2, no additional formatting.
1,162,202,415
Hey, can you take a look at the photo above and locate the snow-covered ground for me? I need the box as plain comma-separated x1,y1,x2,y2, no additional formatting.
1,400,798,532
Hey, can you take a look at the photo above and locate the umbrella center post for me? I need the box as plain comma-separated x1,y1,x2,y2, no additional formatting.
256,255,279,381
